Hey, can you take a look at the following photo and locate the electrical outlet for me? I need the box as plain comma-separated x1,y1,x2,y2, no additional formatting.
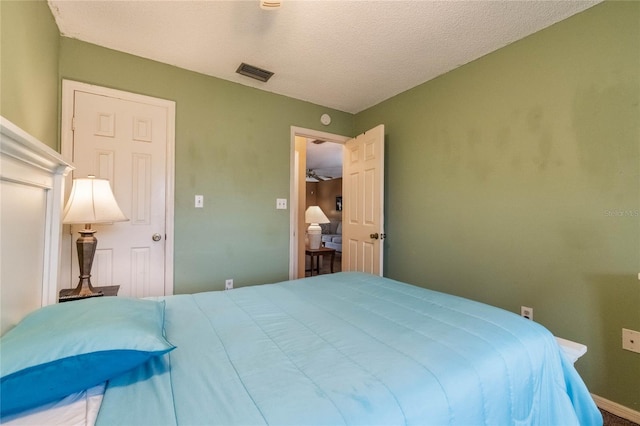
520,306,533,321
225,279,233,290
622,328,640,353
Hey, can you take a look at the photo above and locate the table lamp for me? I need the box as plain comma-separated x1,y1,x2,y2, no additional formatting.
62,176,128,298
305,206,330,249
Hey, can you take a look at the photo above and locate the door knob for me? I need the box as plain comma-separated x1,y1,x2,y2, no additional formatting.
152,233,162,242
370,233,379,239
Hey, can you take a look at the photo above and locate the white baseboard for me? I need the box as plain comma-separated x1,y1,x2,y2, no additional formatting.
592,393,640,424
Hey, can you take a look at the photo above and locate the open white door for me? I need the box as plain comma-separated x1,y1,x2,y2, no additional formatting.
342,125,384,276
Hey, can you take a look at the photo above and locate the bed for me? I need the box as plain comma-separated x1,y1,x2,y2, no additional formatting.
0,117,72,335
0,118,601,425
2,272,602,425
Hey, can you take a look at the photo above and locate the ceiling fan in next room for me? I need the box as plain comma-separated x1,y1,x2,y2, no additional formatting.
306,138,343,182
306,169,332,182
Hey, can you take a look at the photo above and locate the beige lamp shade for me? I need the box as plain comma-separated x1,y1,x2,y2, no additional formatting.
305,206,330,225
63,177,128,224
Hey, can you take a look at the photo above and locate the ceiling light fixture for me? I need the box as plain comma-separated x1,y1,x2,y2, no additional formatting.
260,1,281,10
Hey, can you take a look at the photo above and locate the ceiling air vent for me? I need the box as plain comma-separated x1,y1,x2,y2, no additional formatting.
236,63,274,82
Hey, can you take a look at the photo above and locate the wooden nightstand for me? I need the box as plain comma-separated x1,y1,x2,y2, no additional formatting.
59,285,120,303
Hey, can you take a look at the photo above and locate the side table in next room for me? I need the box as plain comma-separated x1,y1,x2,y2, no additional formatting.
305,247,336,276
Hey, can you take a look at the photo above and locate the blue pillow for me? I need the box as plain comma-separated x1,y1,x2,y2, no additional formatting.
0,297,175,417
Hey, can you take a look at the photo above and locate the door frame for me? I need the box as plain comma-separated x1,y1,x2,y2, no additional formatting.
60,80,176,295
289,126,350,279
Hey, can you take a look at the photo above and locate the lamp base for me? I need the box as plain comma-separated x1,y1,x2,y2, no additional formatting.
70,227,103,298
307,223,322,249
68,281,104,298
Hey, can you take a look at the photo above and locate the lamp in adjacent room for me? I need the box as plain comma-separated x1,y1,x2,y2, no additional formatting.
305,206,330,249
62,176,128,298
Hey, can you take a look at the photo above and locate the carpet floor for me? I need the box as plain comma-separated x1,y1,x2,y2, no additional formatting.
602,409,639,426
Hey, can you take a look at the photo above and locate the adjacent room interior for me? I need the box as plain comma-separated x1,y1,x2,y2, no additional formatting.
304,138,343,276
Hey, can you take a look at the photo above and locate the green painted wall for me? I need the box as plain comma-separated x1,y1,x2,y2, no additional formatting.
59,38,353,294
0,0,59,149
356,1,640,410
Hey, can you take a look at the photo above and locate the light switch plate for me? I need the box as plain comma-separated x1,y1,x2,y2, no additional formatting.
276,198,287,209
195,195,204,208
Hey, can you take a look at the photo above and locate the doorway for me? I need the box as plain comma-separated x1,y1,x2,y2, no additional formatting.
289,127,349,279
305,138,344,276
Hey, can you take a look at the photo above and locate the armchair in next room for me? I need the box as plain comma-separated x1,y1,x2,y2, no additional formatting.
321,220,342,252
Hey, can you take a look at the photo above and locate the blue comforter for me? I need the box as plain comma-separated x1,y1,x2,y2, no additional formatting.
96,272,601,425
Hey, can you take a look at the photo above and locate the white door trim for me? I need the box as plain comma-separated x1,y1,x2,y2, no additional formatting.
289,126,350,279
61,80,176,295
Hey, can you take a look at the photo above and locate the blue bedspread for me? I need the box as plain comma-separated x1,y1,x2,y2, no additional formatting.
96,272,601,425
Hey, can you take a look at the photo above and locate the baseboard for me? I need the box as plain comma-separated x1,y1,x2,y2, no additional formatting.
592,393,640,424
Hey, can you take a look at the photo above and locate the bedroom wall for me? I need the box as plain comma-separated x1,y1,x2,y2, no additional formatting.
0,0,60,149
355,1,639,411
58,38,353,293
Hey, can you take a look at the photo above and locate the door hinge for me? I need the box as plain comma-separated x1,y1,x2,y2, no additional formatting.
71,116,76,131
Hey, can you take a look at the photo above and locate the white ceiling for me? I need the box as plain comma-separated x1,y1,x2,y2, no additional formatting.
306,139,343,180
48,0,601,114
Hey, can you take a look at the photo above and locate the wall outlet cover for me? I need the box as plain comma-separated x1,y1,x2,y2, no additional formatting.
520,306,533,321
622,328,640,353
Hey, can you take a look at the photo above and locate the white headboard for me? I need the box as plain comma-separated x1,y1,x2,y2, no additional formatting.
0,117,73,335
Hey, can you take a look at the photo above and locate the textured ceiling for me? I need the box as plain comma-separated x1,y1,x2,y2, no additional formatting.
48,0,600,114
